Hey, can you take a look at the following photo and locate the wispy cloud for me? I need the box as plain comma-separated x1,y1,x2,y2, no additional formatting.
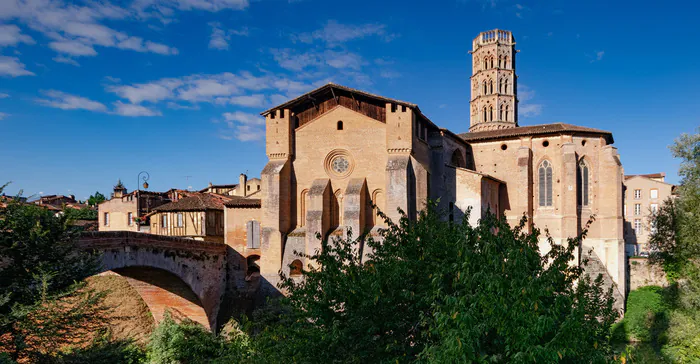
0,56,35,77
112,101,162,116
219,111,265,141
53,55,80,67
518,84,543,117
208,22,249,50
36,90,107,112
589,50,605,63
0,24,35,47
292,20,396,45
0,112,8,120
0,93,9,99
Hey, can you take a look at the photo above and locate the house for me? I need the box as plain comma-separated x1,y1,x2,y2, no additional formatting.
98,180,171,232
148,193,231,243
623,173,676,255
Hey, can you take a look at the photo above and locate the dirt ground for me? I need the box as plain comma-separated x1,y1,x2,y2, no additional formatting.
85,273,155,344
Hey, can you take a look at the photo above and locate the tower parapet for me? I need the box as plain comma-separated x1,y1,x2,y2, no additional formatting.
469,29,518,132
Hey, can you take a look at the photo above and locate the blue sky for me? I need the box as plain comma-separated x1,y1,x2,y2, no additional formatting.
1,0,698,200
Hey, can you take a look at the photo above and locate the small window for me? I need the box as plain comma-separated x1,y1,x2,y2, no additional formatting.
650,189,658,199
501,144,507,151
128,212,133,226
290,260,303,277
247,185,251,191
651,203,659,214
337,120,343,130
257,185,260,191
104,212,109,226
542,140,550,147
634,204,641,216
246,220,260,248
177,213,183,227
634,189,641,199
162,214,168,228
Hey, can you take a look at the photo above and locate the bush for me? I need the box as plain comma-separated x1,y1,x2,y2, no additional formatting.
613,286,667,342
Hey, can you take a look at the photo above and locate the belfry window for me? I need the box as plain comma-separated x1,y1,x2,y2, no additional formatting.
539,160,553,207
489,80,494,94
577,159,589,206
482,107,487,122
505,104,510,121
489,106,494,121
484,57,489,70
482,81,487,95
499,104,505,120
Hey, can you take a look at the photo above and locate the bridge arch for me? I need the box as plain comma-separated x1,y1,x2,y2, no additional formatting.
80,231,227,331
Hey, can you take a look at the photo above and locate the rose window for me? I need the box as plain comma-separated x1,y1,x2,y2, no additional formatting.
332,156,349,174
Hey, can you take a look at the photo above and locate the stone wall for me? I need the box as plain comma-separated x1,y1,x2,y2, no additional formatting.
629,257,668,291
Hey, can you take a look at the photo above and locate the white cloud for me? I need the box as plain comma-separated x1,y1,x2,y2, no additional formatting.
590,50,605,62
0,56,35,77
0,93,9,98
36,90,107,112
106,71,318,107
271,48,365,71
293,20,395,45
233,124,264,141
208,22,248,50
49,41,98,56
0,112,7,120
134,0,250,14
517,84,543,117
112,101,162,116
0,24,35,47
53,55,80,66
1,0,179,58
228,94,266,107
223,111,264,125
324,50,363,70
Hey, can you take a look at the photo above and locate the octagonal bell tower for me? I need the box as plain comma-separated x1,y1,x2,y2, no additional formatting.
469,29,518,132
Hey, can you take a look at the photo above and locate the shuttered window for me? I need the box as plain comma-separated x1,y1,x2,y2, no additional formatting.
247,220,260,249
539,160,553,207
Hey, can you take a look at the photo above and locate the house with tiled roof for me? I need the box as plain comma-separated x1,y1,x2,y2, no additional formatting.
148,192,232,243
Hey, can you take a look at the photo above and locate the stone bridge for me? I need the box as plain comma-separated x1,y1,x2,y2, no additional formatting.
79,232,228,331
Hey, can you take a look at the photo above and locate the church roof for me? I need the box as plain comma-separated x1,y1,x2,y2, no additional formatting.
261,83,417,116
459,123,614,143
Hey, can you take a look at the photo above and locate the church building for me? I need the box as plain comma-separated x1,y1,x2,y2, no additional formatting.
225,29,626,305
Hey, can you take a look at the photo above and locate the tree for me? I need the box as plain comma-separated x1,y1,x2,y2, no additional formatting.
87,192,106,207
252,205,618,363
0,184,103,361
62,207,98,221
644,129,700,361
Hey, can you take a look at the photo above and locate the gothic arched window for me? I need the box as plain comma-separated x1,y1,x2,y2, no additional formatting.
499,104,505,120
489,80,494,94
504,79,509,94
451,149,465,168
577,159,590,206
490,57,494,68
505,104,510,121
482,80,487,95
505,56,510,69
482,107,487,122
489,106,494,121
484,57,489,70
538,160,553,207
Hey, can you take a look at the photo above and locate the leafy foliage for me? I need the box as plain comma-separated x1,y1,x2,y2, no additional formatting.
62,207,98,221
0,186,103,362
87,192,106,207
145,312,250,364
250,205,619,363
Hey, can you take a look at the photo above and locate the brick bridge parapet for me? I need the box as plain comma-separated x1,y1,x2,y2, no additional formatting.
79,231,228,330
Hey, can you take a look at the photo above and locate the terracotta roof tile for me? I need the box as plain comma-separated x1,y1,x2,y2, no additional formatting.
153,193,231,212
624,173,665,180
223,196,261,208
459,123,614,143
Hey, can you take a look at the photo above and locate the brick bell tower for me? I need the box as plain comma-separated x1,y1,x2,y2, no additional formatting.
469,29,518,132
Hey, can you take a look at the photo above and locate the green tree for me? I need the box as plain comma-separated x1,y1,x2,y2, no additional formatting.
62,207,98,221
252,206,618,363
87,192,106,207
644,129,700,362
0,184,104,362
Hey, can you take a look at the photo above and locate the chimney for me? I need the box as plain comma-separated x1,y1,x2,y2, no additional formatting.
239,173,247,197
